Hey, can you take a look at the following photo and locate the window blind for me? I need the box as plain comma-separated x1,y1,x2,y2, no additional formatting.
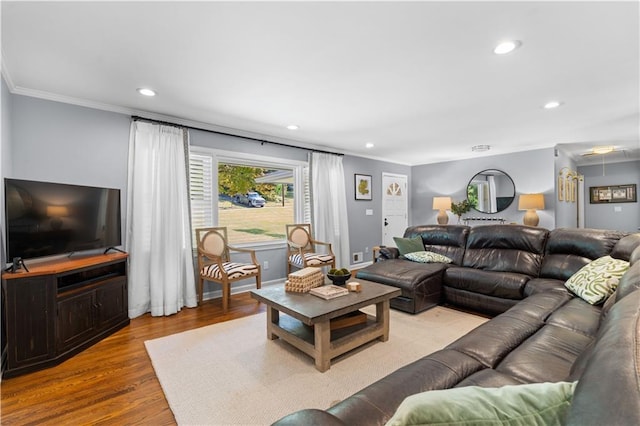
189,152,214,244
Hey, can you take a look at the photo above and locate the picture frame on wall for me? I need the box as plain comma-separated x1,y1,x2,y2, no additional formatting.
354,174,372,200
589,184,637,204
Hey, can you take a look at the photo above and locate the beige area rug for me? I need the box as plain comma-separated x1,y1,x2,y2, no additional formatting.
145,306,487,426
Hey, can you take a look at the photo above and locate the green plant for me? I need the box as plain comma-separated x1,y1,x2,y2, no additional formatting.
450,199,473,218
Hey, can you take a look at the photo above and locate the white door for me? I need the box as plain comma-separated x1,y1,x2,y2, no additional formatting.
382,173,408,247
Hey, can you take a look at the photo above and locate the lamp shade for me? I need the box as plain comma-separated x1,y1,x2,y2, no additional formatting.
518,194,545,211
432,197,452,211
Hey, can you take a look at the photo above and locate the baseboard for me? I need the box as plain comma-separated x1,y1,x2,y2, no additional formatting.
202,277,285,301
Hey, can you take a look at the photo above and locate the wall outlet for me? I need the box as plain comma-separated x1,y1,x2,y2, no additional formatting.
353,252,363,263
365,247,369,253
263,260,269,270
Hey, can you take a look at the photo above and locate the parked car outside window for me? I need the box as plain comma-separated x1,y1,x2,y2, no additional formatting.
234,191,266,207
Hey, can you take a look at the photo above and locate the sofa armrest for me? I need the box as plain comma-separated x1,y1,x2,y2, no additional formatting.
271,409,347,425
378,246,400,261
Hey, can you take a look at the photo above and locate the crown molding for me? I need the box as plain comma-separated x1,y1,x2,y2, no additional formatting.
4,84,348,156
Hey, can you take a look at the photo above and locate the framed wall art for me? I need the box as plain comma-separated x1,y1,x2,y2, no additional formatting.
354,174,372,200
589,184,636,204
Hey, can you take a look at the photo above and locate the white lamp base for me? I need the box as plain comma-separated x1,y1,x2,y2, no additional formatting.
523,209,540,227
437,210,449,225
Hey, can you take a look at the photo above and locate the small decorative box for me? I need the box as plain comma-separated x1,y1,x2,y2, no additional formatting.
285,267,324,293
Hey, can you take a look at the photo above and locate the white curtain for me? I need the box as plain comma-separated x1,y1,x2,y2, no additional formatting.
310,152,350,268
126,121,197,318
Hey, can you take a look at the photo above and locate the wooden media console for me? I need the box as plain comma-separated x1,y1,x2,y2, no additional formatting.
1,253,129,378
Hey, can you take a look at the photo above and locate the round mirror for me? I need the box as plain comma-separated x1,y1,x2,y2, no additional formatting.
467,169,515,214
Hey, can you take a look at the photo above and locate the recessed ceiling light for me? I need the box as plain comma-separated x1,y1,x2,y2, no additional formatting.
365,142,374,149
286,124,299,130
137,88,156,97
493,40,522,55
472,144,491,152
543,101,562,109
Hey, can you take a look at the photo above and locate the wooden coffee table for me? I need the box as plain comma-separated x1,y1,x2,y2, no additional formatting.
250,280,401,372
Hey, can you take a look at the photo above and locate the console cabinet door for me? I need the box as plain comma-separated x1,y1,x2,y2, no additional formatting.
57,291,96,352
4,277,56,368
95,277,128,331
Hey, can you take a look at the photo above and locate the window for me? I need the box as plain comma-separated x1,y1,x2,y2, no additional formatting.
189,148,309,246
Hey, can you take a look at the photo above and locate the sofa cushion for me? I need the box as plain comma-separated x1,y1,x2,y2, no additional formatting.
403,225,469,265
564,255,629,304
393,236,424,256
326,349,485,426
614,255,640,302
445,267,530,299
540,228,626,281
523,278,568,296
566,290,640,426
455,368,524,388
443,287,520,316
386,381,576,426
610,232,640,261
403,251,452,264
496,324,593,383
446,315,543,368
462,225,547,276
356,259,445,291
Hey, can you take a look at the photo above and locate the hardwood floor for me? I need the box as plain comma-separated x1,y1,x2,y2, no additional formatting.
1,293,265,425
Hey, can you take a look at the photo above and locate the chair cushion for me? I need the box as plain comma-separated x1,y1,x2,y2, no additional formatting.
202,262,258,280
289,253,334,267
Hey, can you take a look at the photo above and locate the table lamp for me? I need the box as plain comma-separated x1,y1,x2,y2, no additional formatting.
518,194,544,226
432,196,452,225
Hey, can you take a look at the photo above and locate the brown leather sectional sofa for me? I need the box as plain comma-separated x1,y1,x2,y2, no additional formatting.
357,225,629,315
273,226,640,425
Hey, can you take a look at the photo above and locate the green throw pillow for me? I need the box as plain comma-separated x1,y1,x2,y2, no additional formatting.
393,236,424,256
404,251,453,264
386,381,577,426
564,255,630,305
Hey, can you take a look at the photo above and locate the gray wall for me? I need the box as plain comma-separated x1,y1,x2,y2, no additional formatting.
10,94,131,252
579,160,640,233
342,155,411,265
411,148,556,230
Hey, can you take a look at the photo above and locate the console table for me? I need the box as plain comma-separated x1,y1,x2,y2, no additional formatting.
1,253,129,378
463,217,507,224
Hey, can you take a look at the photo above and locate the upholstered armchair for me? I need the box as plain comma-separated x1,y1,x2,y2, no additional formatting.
196,227,261,310
286,223,335,274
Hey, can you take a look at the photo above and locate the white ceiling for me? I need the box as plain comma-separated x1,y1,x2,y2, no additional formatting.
2,1,639,166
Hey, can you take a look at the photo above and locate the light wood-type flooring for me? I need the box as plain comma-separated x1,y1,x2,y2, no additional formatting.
1,293,265,425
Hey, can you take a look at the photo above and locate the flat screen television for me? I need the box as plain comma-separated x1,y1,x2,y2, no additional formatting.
4,178,122,262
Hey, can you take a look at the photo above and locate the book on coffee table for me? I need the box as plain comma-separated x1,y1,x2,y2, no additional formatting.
310,284,349,300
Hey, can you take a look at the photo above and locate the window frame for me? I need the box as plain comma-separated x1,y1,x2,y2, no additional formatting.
189,146,308,250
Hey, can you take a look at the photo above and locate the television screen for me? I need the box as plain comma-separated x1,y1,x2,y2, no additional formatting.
5,178,122,262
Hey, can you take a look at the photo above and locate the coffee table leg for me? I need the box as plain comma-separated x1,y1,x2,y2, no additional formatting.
314,320,331,372
377,299,391,341
266,306,279,340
